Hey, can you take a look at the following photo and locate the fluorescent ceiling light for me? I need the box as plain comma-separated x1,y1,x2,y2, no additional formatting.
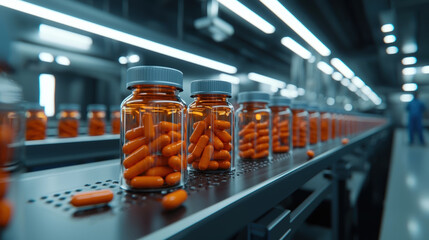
297,88,305,96
340,78,350,87
281,37,312,59
348,84,358,92
402,83,418,92
400,93,414,102
127,54,140,63
287,84,297,91
386,46,398,55
326,97,335,106
402,67,416,76
38,52,54,62
39,24,93,50
402,56,417,65
332,72,343,81
351,76,365,88
361,86,372,95
402,42,418,54
383,35,396,44
248,72,286,88
118,56,127,64
0,0,237,74
381,24,394,33
422,66,429,74
280,88,298,99
330,58,354,78
219,73,240,84
55,56,70,66
344,103,352,111
317,61,334,75
39,74,55,117
259,0,331,56
218,0,275,34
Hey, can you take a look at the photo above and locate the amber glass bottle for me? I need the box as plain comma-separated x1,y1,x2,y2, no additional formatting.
87,104,106,136
25,103,47,140
187,80,234,172
291,102,309,148
110,105,120,134
57,104,80,138
236,91,271,160
120,66,186,192
269,96,291,153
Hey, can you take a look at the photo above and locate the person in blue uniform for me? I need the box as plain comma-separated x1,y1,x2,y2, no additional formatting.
406,92,426,145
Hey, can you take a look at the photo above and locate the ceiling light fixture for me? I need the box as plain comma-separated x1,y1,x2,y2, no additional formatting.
218,0,275,34
248,72,286,88
381,24,394,33
402,56,417,65
219,73,240,84
330,58,354,78
386,46,398,55
351,76,365,88
281,37,312,59
402,83,418,92
402,67,417,76
383,35,396,44
400,93,414,102
38,52,54,63
259,0,331,56
331,72,343,81
422,66,429,74
317,61,334,75
39,24,93,50
0,0,237,74
55,56,70,66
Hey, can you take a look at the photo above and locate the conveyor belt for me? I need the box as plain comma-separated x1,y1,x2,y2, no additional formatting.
2,124,390,240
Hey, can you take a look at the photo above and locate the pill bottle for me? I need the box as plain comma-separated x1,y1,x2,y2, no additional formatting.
120,66,186,192
110,105,120,134
337,110,344,138
236,91,271,160
269,96,291,153
330,109,338,140
25,103,47,141
87,104,106,136
187,80,234,172
320,108,331,142
58,104,80,138
291,102,308,149
307,105,320,145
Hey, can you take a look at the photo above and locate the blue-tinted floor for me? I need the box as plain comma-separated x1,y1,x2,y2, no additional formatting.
380,129,429,240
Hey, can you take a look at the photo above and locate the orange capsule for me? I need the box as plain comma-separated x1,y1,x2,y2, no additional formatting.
162,140,183,157
239,148,255,159
214,120,231,130
143,113,155,139
189,121,206,144
168,155,182,171
145,166,174,177
255,143,269,152
218,160,231,169
207,161,219,170
148,135,171,153
131,176,164,188
168,131,182,142
125,126,145,140
257,129,269,136
239,142,253,151
223,142,232,151
213,135,224,150
162,189,188,210
122,136,149,155
165,172,181,186
192,161,200,169
159,121,181,132
242,132,258,143
256,121,269,130
341,138,349,145
213,150,231,161
188,143,196,153
70,189,114,207
239,128,254,138
0,199,13,227
307,149,315,159
191,135,210,158
199,145,214,171
154,155,169,166
203,113,216,127
123,156,155,179
252,150,269,159
215,130,232,143
273,146,289,153
123,145,150,169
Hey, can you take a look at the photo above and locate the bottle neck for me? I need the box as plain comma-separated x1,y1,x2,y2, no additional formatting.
240,102,268,109
132,85,179,96
194,94,229,102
